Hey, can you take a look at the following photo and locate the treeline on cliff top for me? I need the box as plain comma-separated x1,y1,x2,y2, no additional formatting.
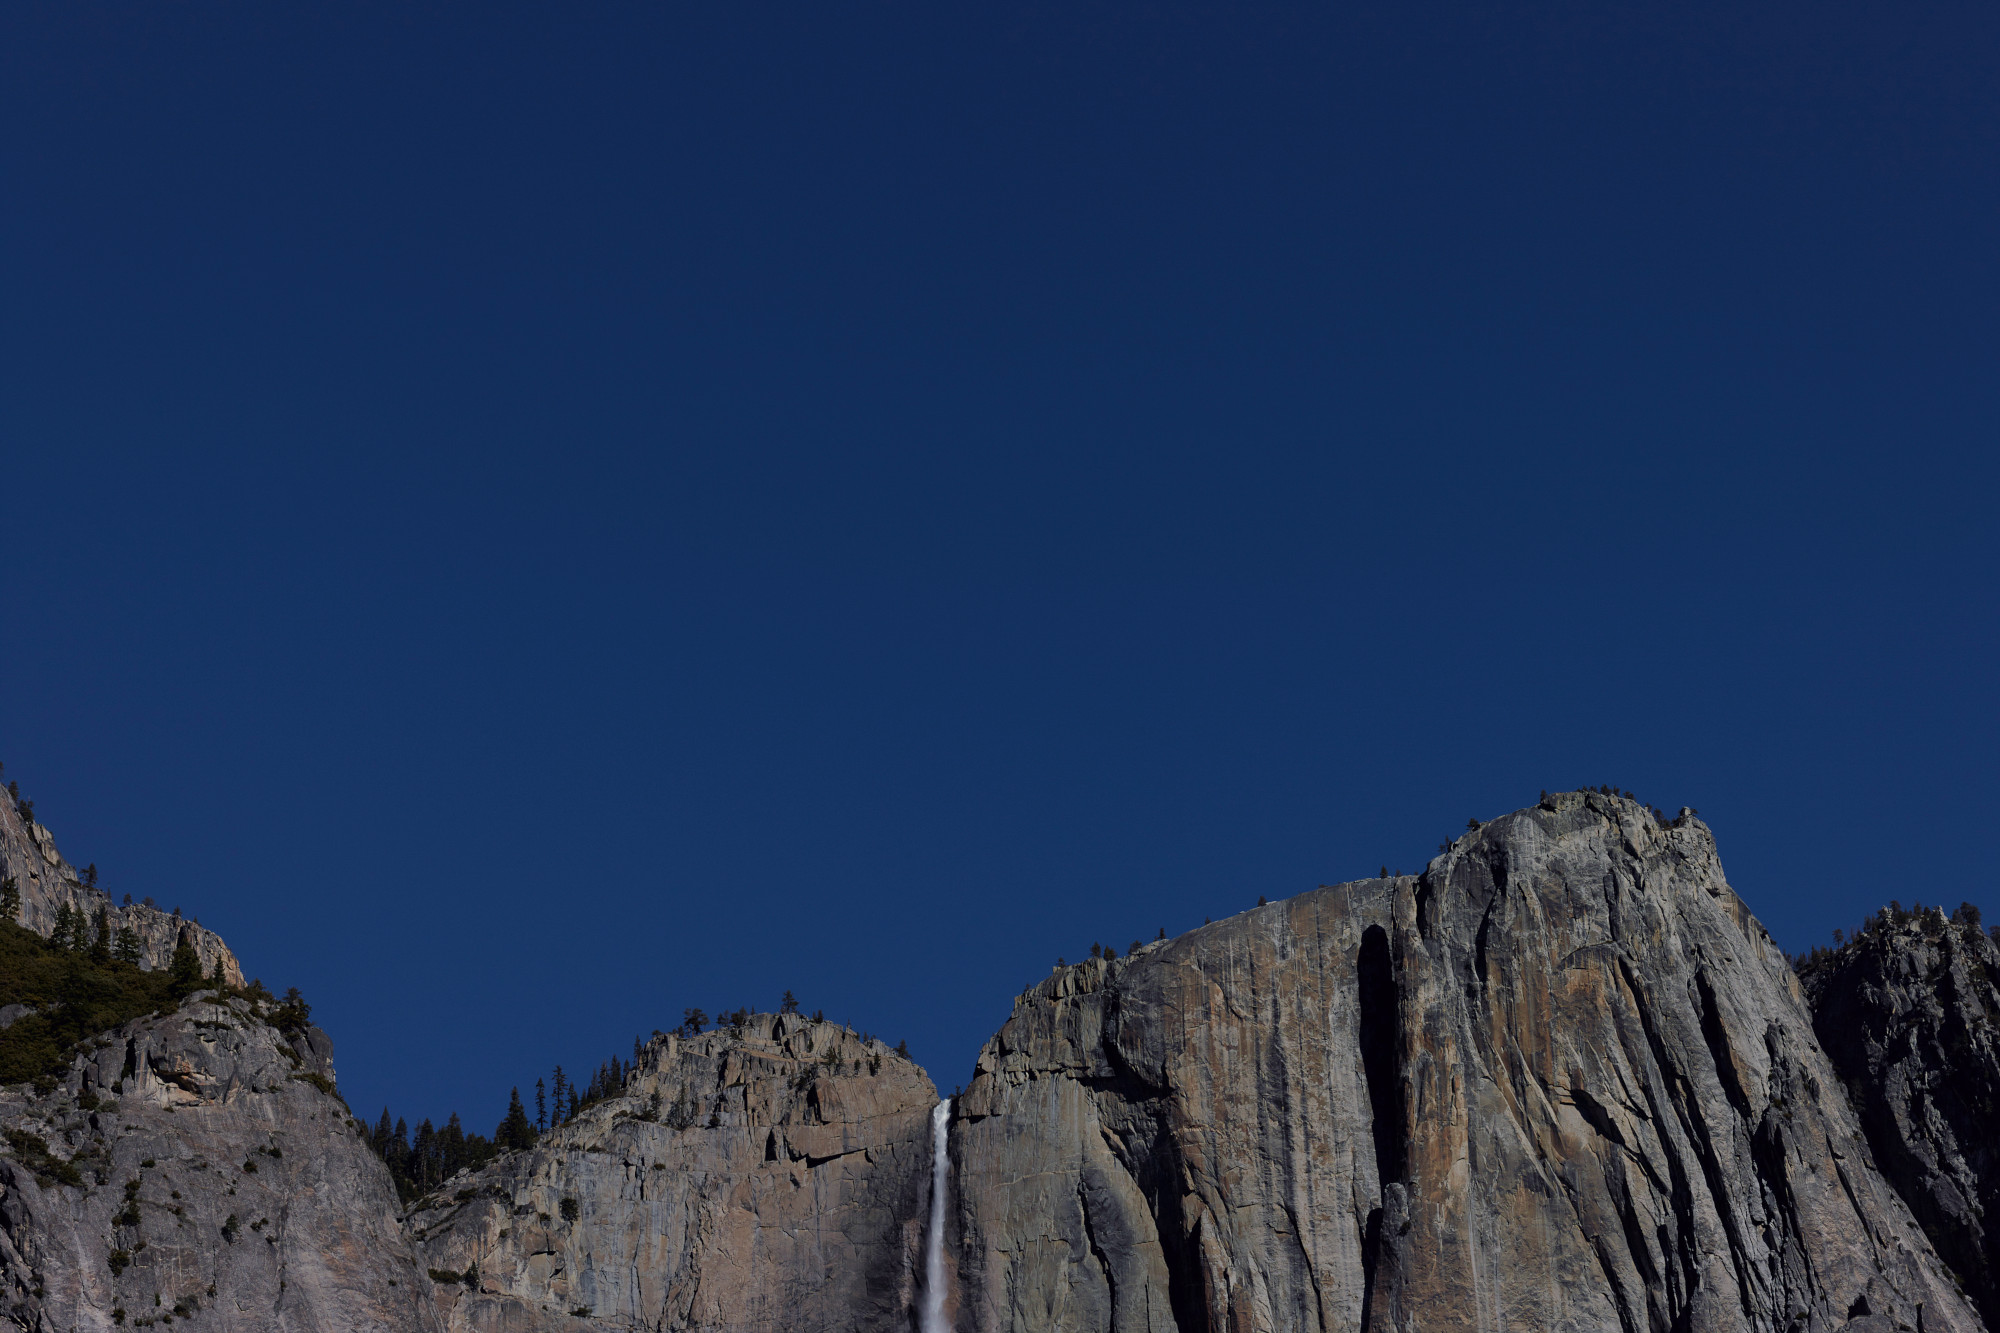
364,992,913,1205
1788,898,1996,977
364,1054,632,1204
0,895,310,1087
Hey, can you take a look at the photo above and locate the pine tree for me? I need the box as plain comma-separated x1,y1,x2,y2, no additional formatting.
780,989,800,1015
274,987,311,1035
535,1078,547,1134
0,876,18,921
114,926,143,964
440,1113,467,1177
497,1087,536,1151
209,956,226,986
50,903,75,950
91,908,111,963
550,1067,567,1125
413,1119,438,1191
168,929,203,993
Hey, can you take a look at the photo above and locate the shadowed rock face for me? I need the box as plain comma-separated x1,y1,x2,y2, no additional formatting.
950,792,1983,1333
408,1014,938,1333
0,995,439,1331
1802,911,2000,1329
1,787,244,986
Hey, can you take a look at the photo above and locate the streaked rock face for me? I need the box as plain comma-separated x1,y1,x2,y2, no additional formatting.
1804,908,2000,1329
0,995,438,1331
6,782,1998,1333
1,789,244,986
408,1014,938,1333
948,792,1983,1333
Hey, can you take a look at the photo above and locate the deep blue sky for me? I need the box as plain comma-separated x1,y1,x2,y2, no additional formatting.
3,2,1995,1135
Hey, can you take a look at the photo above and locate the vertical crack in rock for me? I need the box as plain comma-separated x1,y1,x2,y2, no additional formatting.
1696,972,1753,1119
1355,921,1404,1316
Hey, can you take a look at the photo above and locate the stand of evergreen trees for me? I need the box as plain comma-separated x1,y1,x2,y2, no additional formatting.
0,912,300,1087
366,1106,509,1204
366,1041,657,1204
1789,899,1993,976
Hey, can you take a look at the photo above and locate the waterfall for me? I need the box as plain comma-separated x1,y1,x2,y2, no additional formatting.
920,1098,951,1333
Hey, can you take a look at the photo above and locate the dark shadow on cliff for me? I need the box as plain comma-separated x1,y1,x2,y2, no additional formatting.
1356,921,1404,1324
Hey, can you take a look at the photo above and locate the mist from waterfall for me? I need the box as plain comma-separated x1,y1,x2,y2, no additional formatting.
920,1098,951,1333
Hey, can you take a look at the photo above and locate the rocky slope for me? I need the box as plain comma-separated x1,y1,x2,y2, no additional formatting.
0,991,438,1331
948,791,1982,1333
1,786,242,987
1801,907,2000,1329
405,1014,937,1332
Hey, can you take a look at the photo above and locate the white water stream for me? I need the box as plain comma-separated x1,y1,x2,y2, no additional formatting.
919,1098,951,1333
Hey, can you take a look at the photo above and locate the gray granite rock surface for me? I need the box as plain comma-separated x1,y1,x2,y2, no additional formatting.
946,792,1983,1333
406,1015,937,1333
1803,906,2000,1329
0,994,438,1331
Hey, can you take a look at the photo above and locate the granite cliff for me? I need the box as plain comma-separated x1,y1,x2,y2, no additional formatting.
1801,906,2000,1329
0,993,439,1331
5,779,2000,1333
948,792,1983,1333
406,1015,937,1332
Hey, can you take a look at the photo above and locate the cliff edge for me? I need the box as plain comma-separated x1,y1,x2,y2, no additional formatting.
1,785,242,987
948,791,1981,1333
407,1013,938,1333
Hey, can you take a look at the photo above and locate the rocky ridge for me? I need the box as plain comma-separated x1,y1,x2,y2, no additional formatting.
1,789,242,987
406,1013,937,1332
5,780,2000,1332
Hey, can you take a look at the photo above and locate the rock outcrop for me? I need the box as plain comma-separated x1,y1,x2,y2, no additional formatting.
1,787,243,987
948,791,1983,1333
8,773,2000,1333
0,992,438,1331
1801,907,2000,1328
407,1014,938,1333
